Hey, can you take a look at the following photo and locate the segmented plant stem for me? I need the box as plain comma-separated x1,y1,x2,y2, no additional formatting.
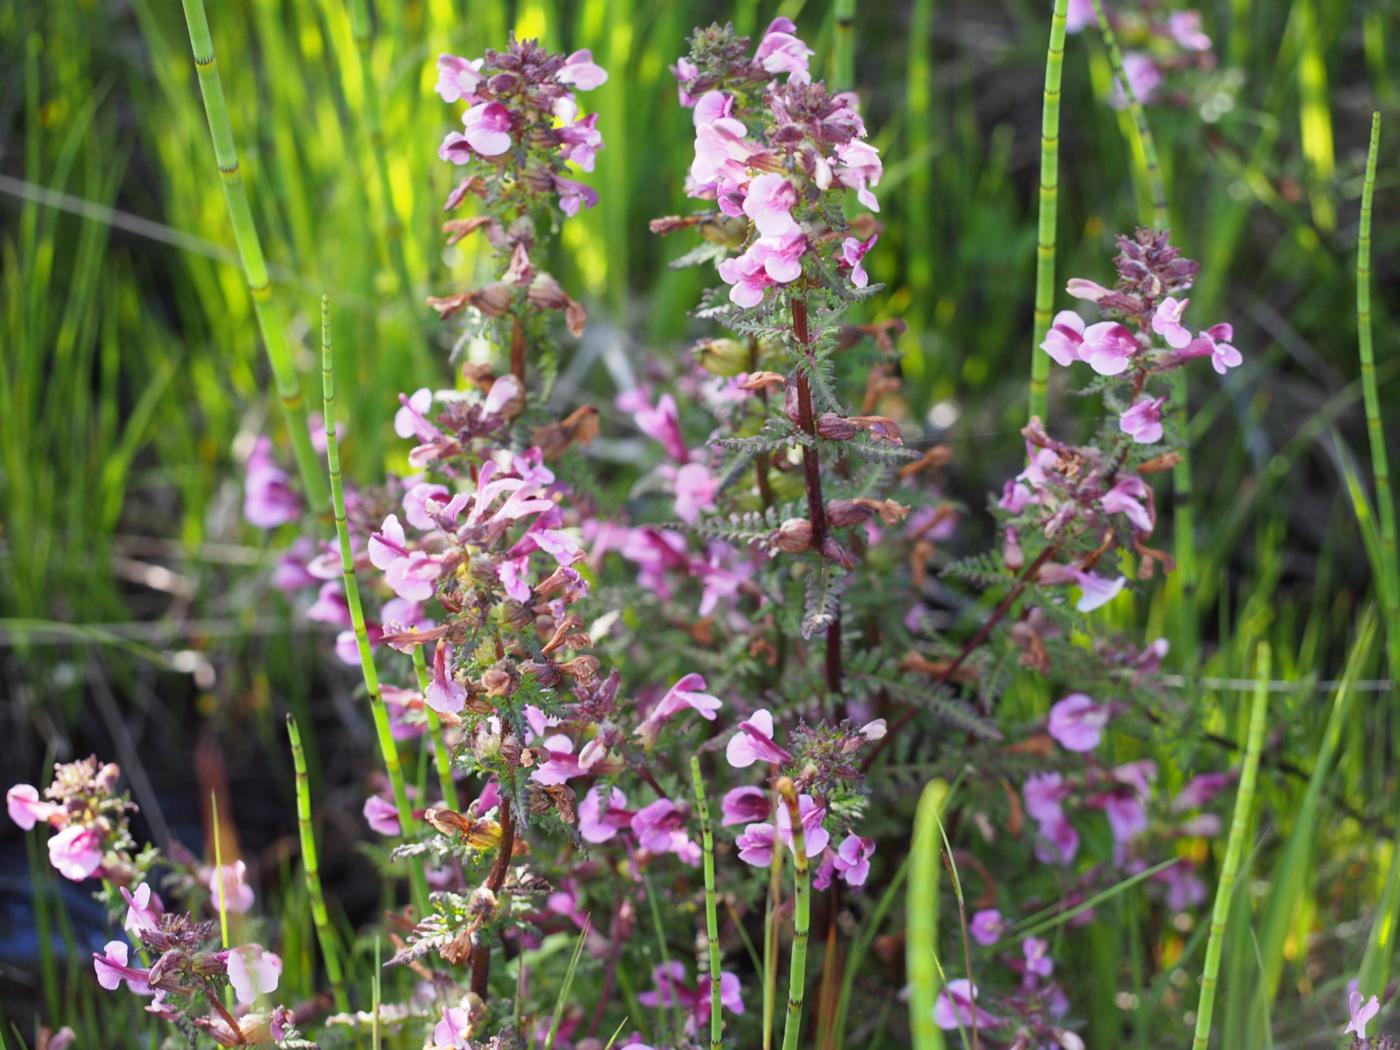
178,0,327,512
410,644,461,811
320,295,430,913
1089,0,1166,226
831,0,856,91
778,778,811,1050
1356,114,1400,681
1191,643,1270,1050
692,757,724,1049
1029,0,1069,423
286,714,349,1012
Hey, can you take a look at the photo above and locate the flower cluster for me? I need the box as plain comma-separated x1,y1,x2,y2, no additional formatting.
8,757,140,882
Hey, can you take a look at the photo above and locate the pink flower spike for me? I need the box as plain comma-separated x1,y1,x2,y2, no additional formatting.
839,234,878,289
93,941,151,994
426,641,466,715
1074,569,1128,612
461,101,512,156
933,979,1001,1031
1047,693,1111,752
1080,322,1138,376
225,944,282,1005
1346,989,1380,1038
7,783,59,830
363,795,401,836
1040,310,1086,366
435,1006,474,1048
436,54,484,103
558,49,608,89
48,824,103,881
743,173,800,238
725,709,791,768
1120,396,1166,444
1151,296,1194,349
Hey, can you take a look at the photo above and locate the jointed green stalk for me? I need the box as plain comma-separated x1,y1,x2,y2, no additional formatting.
411,644,461,812
1355,114,1400,684
286,713,349,1012
692,757,724,1050
320,294,430,914
1028,0,1069,424
1090,0,1196,659
778,778,811,1050
1191,643,1270,1050
178,0,327,512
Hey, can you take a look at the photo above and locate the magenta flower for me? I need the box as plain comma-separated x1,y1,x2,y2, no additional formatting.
969,908,1005,946
721,786,770,826
1346,989,1379,1038
93,941,151,995
639,962,745,1024
743,173,800,237
1102,476,1155,533
839,234,878,289
1023,936,1054,979
689,117,759,196
637,672,724,744
1120,396,1166,444
1065,0,1096,31
368,514,442,602
243,436,299,529
736,822,778,866
553,174,599,216
835,139,882,211
1151,296,1194,349
1080,322,1138,376
1074,569,1127,612
776,793,830,858
621,390,689,462
306,583,350,628
753,17,814,81
725,708,793,768
557,110,603,171
832,834,875,886
425,641,466,715
692,90,733,126
436,54,484,103
672,462,719,523
7,783,59,829
531,735,604,786
630,799,700,864
717,234,806,307
1157,862,1207,910
225,944,282,1005
1168,11,1213,51
557,49,609,90
1024,773,1078,865
1184,322,1242,374
404,481,451,531
1040,310,1085,366
122,883,164,936
461,100,513,156
579,786,631,843
435,1005,474,1048
363,794,401,836
933,979,1001,1030
394,388,437,441
208,860,255,914
1047,693,1110,752
48,824,103,881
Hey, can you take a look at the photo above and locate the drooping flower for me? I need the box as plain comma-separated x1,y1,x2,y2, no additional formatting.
93,941,151,995
1120,396,1166,444
933,979,1001,1030
225,944,282,1005
1047,693,1111,752
1102,476,1155,534
1074,570,1128,612
425,641,467,715
839,234,878,289
725,708,792,768
48,824,103,881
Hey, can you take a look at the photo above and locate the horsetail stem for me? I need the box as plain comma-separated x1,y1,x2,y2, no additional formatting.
320,294,430,914
285,713,349,1012
1355,113,1400,682
178,0,327,512
1029,0,1069,424
1191,642,1270,1050
1089,0,1197,660
777,778,811,1050
411,644,462,811
907,779,950,1050
691,756,724,1050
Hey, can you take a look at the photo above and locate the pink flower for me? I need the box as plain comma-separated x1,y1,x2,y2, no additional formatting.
1065,0,1097,31
1157,862,1207,910
637,672,724,744
622,390,688,461
671,462,719,523
394,388,436,441
970,909,1005,946
638,962,744,1024
122,883,164,936
579,786,631,843
1024,773,1079,865
558,111,603,171
1102,475,1155,533
736,822,778,866
692,90,733,126
835,140,882,211
832,834,875,886
557,49,608,90
1346,989,1379,1038
776,794,829,858
720,786,770,826
1114,53,1162,108
1047,693,1110,752
1074,569,1127,612
1066,277,1112,302
48,824,103,881
1023,936,1054,978
1151,296,1193,349
1040,310,1086,366
461,101,513,156
839,234,878,289
754,18,814,81
363,795,400,836
933,979,1001,1030
424,641,466,715
1168,11,1212,51
554,174,599,216
7,783,59,830
243,437,299,529
403,481,451,531
93,941,151,994
743,173,800,237
435,1005,473,1048
225,944,282,1005
725,709,792,767
1120,396,1166,444
1184,323,1242,374
436,54,484,102
717,235,807,307
690,117,758,193
630,799,700,864
1080,322,1138,376
208,860,255,914
368,514,442,603
1171,772,1232,812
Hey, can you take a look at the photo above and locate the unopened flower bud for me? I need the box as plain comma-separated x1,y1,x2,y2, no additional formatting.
501,600,534,630
816,413,858,440
482,660,520,697
825,499,874,528
1003,527,1025,570
740,370,786,391
525,658,562,688
499,733,523,766
773,518,813,552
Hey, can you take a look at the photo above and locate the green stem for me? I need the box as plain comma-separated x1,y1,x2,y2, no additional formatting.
286,714,349,1012
319,294,430,914
778,779,811,1050
831,0,856,91
904,0,935,388
1355,114,1400,683
908,780,950,1050
178,0,327,511
411,645,461,811
1089,0,1167,226
692,757,724,1050
1029,0,1069,424
1191,643,1270,1050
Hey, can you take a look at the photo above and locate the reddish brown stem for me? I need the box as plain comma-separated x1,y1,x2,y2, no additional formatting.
206,991,247,1045
470,801,516,998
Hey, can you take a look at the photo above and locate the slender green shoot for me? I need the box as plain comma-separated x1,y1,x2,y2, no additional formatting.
372,936,382,1050
1089,0,1166,226
908,779,950,1050
546,918,593,1050
643,871,684,1037
210,790,230,951
1029,0,1069,423
604,1018,631,1049
1192,643,1271,1050
778,778,812,1050
1354,114,1400,684
177,0,327,511
692,757,724,1050
320,294,429,913
411,644,461,811
831,0,856,91
903,0,935,385
285,713,349,1012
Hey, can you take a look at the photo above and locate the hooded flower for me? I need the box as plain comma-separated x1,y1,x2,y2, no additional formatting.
225,944,282,1005
1120,396,1166,444
933,979,1001,1030
93,941,151,995
208,860,255,914
725,708,792,767
48,824,103,881
1047,693,1111,752
557,49,608,89
243,437,299,529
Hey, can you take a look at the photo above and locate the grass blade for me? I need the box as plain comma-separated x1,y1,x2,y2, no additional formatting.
907,778,950,1050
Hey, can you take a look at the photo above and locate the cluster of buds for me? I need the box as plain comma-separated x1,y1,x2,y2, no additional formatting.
7,757,140,882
